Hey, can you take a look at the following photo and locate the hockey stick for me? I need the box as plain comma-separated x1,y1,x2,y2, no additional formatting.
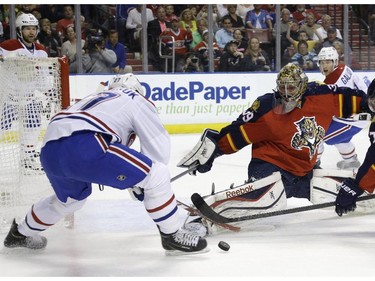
170,164,241,232
171,163,199,183
176,199,241,232
191,192,375,224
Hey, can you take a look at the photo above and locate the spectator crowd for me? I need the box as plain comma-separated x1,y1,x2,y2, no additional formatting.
1,4,373,73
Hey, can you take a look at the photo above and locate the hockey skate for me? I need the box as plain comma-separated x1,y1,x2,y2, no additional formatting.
3,219,47,249
183,217,209,237
336,155,361,170
160,228,209,255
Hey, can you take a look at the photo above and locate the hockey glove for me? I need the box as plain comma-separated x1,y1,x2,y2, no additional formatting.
177,129,221,174
335,179,364,216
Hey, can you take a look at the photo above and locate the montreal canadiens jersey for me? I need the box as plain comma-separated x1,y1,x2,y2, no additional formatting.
43,88,170,165
324,63,368,93
0,38,48,57
215,82,368,177
356,118,375,193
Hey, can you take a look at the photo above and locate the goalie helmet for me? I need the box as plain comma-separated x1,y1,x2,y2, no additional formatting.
16,13,39,38
274,63,308,114
317,47,339,68
108,73,144,96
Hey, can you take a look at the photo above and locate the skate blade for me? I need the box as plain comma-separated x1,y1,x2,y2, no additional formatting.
164,247,210,256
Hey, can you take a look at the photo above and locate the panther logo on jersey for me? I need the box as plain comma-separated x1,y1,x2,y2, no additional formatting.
291,116,325,159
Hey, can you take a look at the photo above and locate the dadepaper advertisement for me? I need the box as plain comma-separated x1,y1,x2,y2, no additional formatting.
69,72,372,133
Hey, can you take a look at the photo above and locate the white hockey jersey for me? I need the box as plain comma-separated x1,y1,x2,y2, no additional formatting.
324,63,369,93
0,38,48,58
43,88,170,165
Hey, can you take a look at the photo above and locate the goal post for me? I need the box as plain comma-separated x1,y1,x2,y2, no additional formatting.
0,56,70,232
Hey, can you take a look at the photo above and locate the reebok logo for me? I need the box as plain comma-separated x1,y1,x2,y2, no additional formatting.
226,184,254,198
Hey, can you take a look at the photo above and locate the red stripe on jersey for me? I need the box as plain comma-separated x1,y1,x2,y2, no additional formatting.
108,146,151,174
53,111,119,136
94,133,109,152
147,194,175,213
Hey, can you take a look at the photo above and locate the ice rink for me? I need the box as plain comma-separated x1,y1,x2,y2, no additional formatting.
1,128,374,279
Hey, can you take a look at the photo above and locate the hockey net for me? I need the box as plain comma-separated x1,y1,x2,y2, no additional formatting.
0,56,70,232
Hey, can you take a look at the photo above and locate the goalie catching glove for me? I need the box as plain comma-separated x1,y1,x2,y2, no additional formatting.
177,129,222,174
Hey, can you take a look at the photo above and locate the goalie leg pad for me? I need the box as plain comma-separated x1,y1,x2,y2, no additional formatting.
186,172,287,235
310,169,375,212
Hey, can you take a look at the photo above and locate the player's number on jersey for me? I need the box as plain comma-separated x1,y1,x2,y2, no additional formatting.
242,110,254,122
78,92,120,111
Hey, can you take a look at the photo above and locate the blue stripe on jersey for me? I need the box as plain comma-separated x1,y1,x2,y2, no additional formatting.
153,205,178,223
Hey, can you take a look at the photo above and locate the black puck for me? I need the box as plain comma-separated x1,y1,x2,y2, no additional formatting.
218,241,230,251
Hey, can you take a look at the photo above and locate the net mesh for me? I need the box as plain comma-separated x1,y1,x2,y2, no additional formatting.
0,57,67,232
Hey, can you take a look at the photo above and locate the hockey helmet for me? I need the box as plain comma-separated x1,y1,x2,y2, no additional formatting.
274,63,308,114
367,78,375,112
108,73,144,96
317,47,339,68
16,13,39,37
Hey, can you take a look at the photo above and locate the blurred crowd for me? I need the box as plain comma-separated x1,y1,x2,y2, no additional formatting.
1,4,374,73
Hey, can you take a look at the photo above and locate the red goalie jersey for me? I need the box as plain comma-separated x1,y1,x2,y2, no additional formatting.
215,82,368,177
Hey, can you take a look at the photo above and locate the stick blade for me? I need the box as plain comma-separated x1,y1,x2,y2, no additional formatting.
191,193,230,224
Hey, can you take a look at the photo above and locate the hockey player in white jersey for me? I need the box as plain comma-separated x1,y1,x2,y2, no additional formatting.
0,13,48,171
316,47,372,169
3,73,208,255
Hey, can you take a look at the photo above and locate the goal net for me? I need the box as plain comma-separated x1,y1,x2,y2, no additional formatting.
0,56,70,232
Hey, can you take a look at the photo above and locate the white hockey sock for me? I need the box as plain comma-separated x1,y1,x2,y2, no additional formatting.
140,162,180,234
335,142,356,159
18,195,86,236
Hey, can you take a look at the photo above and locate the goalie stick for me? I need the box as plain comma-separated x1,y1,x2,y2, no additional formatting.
176,199,241,232
171,164,240,232
191,192,375,224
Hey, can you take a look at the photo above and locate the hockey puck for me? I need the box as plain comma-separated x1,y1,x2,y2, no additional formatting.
218,241,230,251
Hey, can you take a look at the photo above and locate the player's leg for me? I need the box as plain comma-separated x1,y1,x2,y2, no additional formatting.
43,132,207,253
101,140,207,253
324,117,369,169
4,195,87,249
335,142,361,169
3,134,93,249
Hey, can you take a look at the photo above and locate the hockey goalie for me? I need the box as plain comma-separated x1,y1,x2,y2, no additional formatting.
177,64,374,236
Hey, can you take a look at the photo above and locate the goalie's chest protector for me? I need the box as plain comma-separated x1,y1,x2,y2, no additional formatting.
221,93,341,177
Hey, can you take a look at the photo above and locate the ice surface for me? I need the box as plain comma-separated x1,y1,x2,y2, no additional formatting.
1,129,374,279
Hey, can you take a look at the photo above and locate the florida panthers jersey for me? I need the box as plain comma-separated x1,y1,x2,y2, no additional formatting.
324,63,368,93
215,82,368,177
0,38,47,57
356,118,375,193
43,88,170,165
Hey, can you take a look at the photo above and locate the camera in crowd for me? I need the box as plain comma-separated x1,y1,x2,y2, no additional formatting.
86,29,105,51
191,56,199,64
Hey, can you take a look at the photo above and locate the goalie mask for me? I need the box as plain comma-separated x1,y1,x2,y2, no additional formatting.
108,73,144,96
16,13,39,40
367,78,375,112
273,63,308,114
317,47,339,76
